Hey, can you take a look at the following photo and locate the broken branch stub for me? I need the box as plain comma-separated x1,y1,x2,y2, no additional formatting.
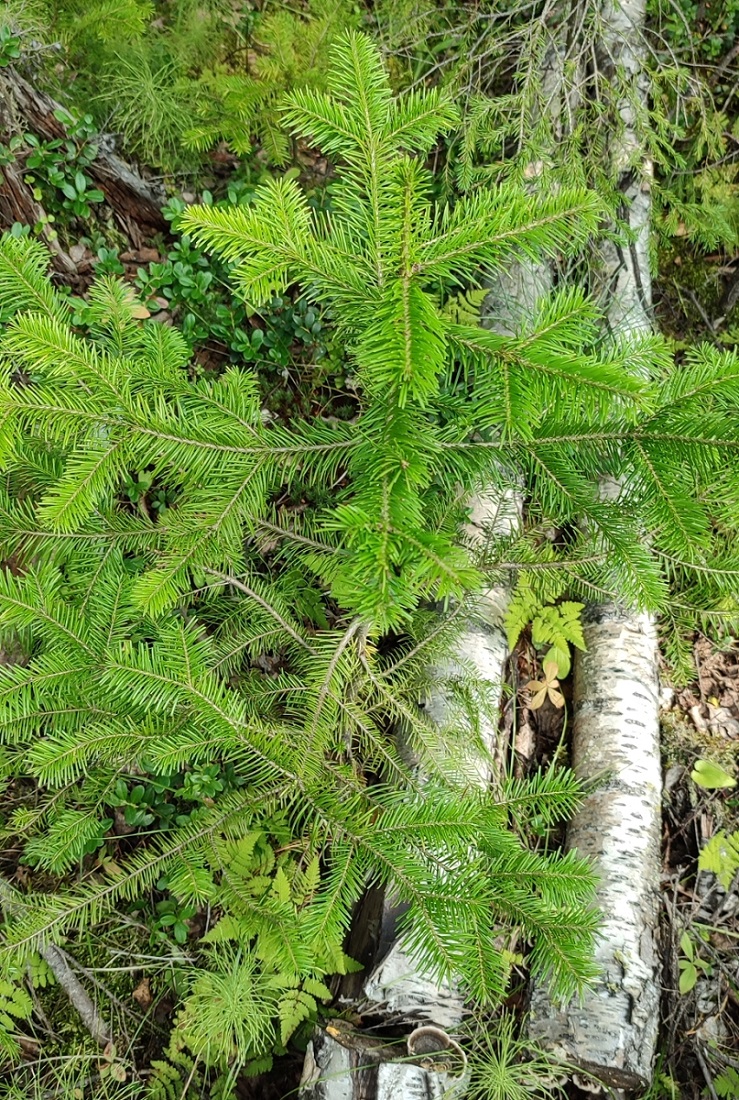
300,1024,467,1100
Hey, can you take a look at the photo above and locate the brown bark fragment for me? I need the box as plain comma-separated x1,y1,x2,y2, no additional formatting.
0,68,167,238
0,157,76,273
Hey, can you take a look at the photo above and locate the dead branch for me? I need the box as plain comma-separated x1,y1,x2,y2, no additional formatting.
0,67,167,239
0,877,110,1047
40,945,111,1047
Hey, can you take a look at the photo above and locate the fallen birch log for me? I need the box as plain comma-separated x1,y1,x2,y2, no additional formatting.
529,0,662,1088
355,67,571,1034
302,235,564,1100
528,608,661,1089
355,247,553,1031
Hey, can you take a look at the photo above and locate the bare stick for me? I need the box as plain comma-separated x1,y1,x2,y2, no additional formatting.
41,945,111,1047
0,878,110,1046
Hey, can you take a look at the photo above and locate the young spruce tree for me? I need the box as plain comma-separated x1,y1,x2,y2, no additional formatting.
1,29,738,1088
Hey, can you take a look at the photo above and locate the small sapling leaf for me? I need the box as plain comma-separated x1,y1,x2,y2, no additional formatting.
691,759,736,789
525,660,565,710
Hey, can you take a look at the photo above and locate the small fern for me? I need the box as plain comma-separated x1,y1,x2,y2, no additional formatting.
147,1031,232,1100
441,287,489,326
275,980,326,1046
24,952,56,991
698,830,739,890
504,578,585,678
715,1067,739,1099
0,978,33,1060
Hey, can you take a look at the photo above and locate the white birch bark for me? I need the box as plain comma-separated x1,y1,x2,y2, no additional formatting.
299,1026,384,1100
302,29,571,1100
300,1025,468,1100
593,0,653,340
528,609,661,1089
529,1,662,1088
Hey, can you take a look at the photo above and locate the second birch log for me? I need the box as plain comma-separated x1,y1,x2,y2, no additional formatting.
529,0,662,1087
528,608,661,1089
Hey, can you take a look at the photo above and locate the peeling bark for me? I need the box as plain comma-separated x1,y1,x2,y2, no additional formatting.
299,1026,390,1099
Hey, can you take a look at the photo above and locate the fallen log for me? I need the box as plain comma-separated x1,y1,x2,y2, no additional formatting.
354,61,580,1029
360,488,522,1033
529,609,661,1089
0,156,75,274
0,67,167,238
0,70,76,273
529,0,662,1088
